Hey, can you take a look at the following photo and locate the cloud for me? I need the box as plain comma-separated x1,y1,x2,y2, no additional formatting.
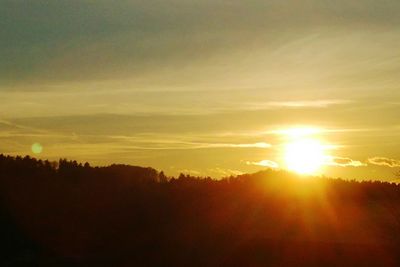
2,0,400,88
216,142,271,148
108,137,271,150
246,160,280,169
264,100,351,109
133,141,271,150
118,141,271,150
368,157,400,168
207,168,243,177
325,156,367,167
248,156,367,170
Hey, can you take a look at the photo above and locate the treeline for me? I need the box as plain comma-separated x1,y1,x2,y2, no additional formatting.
1,154,400,266
0,154,163,183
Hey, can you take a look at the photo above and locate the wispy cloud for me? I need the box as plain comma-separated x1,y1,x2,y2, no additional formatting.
105,137,272,150
238,99,352,111
0,119,45,133
267,100,352,108
219,142,271,148
368,157,400,168
207,168,243,177
266,126,376,138
325,156,367,167
246,160,279,169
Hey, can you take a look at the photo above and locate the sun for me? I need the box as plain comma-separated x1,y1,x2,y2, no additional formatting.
284,138,325,175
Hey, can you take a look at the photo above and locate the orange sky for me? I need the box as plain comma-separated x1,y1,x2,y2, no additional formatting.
1,1,400,180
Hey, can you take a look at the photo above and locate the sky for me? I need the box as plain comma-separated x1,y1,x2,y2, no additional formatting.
1,0,400,180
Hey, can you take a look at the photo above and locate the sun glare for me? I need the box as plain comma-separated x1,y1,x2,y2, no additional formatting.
284,138,325,175
279,127,328,175
276,127,322,138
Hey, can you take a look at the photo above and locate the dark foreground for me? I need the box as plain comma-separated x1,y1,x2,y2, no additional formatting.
1,155,400,266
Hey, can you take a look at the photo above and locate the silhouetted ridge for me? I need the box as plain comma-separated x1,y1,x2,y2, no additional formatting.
1,154,400,267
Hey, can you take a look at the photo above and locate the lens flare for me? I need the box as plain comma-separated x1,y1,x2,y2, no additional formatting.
31,143,43,154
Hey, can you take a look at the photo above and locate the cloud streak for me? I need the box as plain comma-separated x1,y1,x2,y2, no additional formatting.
263,100,352,109
246,160,280,169
368,157,400,168
207,168,243,177
325,156,367,167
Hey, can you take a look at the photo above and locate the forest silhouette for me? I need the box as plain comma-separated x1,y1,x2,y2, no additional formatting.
1,154,400,266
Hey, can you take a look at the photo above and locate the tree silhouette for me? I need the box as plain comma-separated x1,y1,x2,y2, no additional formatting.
1,154,400,266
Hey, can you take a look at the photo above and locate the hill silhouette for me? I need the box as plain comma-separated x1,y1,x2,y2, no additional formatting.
1,154,400,266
